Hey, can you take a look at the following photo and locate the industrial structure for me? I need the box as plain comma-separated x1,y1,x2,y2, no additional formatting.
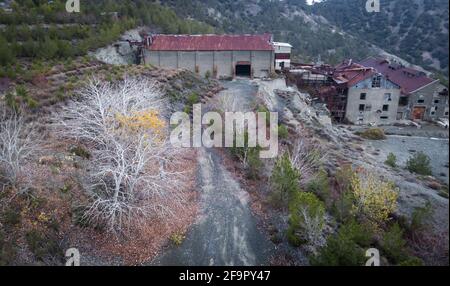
286,58,448,125
273,42,293,71
360,57,449,121
142,34,291,79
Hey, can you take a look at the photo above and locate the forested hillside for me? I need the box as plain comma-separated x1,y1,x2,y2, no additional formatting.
160,0,376,64
311,0,449,73
0,0,214,77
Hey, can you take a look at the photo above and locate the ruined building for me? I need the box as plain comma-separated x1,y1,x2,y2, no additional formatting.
288,58,448,125
331,61,401,125
360,57,449,121
142,34,291,79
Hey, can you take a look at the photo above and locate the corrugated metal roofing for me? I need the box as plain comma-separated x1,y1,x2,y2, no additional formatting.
359,57,437,95
333,61,377,87
147,34,274,51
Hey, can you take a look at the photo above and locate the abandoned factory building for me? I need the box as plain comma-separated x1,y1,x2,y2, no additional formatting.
360,57,449,121
143,34,287,78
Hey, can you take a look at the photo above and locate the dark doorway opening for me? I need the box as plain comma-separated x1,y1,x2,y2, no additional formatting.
235,63,251,77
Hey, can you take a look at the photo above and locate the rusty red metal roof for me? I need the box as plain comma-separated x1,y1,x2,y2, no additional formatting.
359,57,437,95
333,61,377,87
147,34,274,51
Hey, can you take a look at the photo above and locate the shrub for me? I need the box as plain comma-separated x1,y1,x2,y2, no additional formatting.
15,85,28,98
287,191,326,249
398,257,423,266
168,91,181,103
70,145,91,159
385,153,397,168
278,124,289,140
311,221,371,266
269,153,300,208
380,223,407,264
1,207,21,228
186,92,199,106
406,152,432,176
357,128,386,140
170,233,185,246
331,165,355,222
0,230,16,266
25,230,61,262
338,219,374,248
5,92,19,112
350,171,398,229
409,202,433,234
307,168,330,204
311,235,365,266
26,97,38,109
246,147,263,180
205,70,211,79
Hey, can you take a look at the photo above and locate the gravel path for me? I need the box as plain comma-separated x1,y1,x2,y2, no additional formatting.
151,79,274,266
152,148,274,266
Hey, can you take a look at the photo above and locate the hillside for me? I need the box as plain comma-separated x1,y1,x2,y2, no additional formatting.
311,0,449,73
159,0,448,79
160,0,377,64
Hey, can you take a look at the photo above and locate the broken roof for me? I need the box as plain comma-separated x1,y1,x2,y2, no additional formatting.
147,34,274,51
359,57,438,95
332,61,377,87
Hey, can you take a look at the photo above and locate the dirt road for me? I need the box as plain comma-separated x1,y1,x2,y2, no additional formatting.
151,79,274,266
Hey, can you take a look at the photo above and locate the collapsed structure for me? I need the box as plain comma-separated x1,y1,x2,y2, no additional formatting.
142,34,291,79
360,57,449,121
288,58,449,125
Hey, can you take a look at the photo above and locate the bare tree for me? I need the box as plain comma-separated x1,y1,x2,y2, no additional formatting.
214,90,239,112
297,205,326,253
55,77,184,234
289,138,327,184
0,111,40,188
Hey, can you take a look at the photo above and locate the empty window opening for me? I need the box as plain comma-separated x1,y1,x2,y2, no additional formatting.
235,63,251,77
399,96,409,106
360,93,367,100
372,75,381,88
359,104,365,112
380,116,389,120
383,105,389,112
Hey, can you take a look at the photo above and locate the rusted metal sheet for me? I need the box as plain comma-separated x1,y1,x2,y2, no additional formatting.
147,34,273,51
360,57,437,95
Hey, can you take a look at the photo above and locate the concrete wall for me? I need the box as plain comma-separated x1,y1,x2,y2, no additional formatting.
274,45,291,54
345,75,401,125
405,81,449,121
275,59,291,70
144,50,273,78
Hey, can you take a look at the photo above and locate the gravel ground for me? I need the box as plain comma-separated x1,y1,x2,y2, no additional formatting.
151,79,275,266
367,135,449,184
151,148,274,266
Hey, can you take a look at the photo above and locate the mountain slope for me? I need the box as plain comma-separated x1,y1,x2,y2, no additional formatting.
160,0,448,76
311,0,449,73
161,0,377,64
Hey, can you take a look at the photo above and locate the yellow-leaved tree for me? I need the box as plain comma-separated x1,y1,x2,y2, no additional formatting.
350,170,399,229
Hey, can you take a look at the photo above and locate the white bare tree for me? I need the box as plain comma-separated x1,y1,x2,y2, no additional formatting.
297,205,326,253
0,111,40,188
55,77,184,234
214,91,239,112
289,138,327,184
